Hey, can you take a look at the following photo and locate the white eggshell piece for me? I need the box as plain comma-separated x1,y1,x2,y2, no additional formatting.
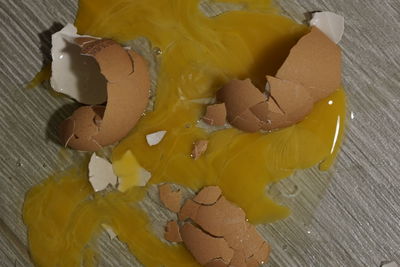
88,153,118,192
146,130,167,146
50,23,107,104
310,11,344,44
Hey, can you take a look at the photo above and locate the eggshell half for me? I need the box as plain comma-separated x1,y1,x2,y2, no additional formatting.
92,50,150,147
202,103,227,126
50,24,107,105
276,27,342,102
58,39,151,151
266,76,313,116
217,79,265,122
163,186,271,266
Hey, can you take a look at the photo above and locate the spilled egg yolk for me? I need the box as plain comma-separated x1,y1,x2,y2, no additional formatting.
23,0,346,266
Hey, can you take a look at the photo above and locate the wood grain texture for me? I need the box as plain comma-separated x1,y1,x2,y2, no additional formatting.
1,0,399,266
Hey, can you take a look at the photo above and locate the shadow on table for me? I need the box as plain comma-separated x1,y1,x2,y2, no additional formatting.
46,102,80,146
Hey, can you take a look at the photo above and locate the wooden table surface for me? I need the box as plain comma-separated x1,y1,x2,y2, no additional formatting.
1,0,400,266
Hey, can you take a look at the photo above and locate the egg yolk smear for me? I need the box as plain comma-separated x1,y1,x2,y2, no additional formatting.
23,0,346,266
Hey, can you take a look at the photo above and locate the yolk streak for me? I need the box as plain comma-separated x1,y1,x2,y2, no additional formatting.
23,0,346,266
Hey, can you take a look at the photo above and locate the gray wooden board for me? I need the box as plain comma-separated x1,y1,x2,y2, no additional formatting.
1,0,400,266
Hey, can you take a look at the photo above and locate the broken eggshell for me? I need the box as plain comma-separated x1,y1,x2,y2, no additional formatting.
217,79,265,122
159,184,182,213
310,11,345,44
260,76,314,131
214,26,342,133
276,26,342,102
58,37,151,151
180,222,234,265
146,130,167,146
50,24,107,105
88,153,118,192
191,140,209,160
217,79,267,133
165,186,271,266
202,103,227,126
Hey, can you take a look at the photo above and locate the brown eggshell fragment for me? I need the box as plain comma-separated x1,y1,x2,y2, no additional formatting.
58,106,105,151
267,76,314,122
59,39,150,151
191,196,246,237
192,186,222,205
249,101,270,122
217,79,265,122
231,109,263,133
167,186,271,266
241,224,265,259
276,27,342,102
180,223,234,265
203,103,227,126
191,140,209,160
95,51,150,146
164,221,182,242
179,199,201,221
159,184,182,213
259,98,289,131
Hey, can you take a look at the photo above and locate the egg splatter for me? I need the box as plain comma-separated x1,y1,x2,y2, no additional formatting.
23,0,346,266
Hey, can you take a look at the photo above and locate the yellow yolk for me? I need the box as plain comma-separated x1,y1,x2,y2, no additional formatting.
23,0,346,266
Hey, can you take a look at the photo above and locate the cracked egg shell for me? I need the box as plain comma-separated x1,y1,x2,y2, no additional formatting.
276,26,342,102
265,76,314,128
58,39,150,151
217,79,265,122
192,186,221,205
164,221,182,242
231,109,264,133
178,199,201,221
191,140,209,160
159,184,182,213
180,222,234,265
